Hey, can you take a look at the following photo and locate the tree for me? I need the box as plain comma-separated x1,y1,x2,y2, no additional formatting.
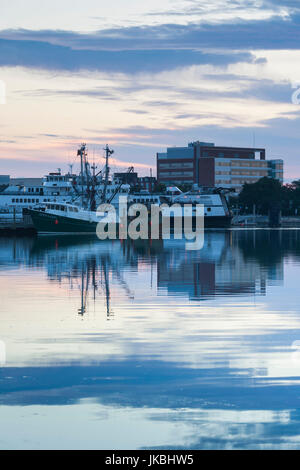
238,177,282,215
282,180,300,215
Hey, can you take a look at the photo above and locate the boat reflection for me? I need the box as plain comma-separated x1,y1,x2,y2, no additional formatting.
31,230,300,311
2,230,300,449
1,229,300,316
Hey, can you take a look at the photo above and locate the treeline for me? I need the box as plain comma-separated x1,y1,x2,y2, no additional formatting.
235,177,300,216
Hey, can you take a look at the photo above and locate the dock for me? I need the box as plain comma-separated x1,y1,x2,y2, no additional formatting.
232,215,300,227
0,214,36,235
2,214,300,236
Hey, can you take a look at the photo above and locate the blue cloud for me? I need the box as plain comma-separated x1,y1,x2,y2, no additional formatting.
1,11,300,51
0,38,256,73
0,9,299,73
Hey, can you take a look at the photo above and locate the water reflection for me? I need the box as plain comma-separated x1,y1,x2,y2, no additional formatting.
1,230,300,449
1,229,299,311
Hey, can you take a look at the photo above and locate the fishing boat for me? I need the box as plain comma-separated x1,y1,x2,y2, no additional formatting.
25,202,114,234
0,145,131,216
26,144,123,235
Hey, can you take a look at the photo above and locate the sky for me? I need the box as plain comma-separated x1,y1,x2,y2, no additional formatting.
0,0,300,178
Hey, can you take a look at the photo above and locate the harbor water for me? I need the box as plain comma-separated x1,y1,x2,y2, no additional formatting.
1,229,300,449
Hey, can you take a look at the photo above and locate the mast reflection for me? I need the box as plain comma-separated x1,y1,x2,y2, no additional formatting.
1,230,300,315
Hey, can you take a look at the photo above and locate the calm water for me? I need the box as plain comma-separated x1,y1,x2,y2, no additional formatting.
1,229,300,449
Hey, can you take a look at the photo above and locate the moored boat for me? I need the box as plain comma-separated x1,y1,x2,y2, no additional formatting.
25,202,117,235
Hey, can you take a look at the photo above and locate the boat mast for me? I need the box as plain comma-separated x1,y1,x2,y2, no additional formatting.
90,162,97,211
107,166,134,204
101,144,114,204
77,143,87,207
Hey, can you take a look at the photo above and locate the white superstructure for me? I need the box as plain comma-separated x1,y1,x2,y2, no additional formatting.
0,169,130,216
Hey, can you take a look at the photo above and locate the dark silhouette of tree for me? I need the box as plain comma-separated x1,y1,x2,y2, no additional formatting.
238,177,282,215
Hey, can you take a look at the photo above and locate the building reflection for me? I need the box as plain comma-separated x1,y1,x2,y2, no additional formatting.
3,232,300,449
158,230,288,299
1,230,300,314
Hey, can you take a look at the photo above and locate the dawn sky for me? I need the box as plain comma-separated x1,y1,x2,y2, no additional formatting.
0,0,300,178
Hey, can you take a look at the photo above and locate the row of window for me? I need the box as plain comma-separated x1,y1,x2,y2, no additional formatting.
46,177,70,182
159,171,193,177
159,162,194,169
11,198,54,204
46,204,79,212
106,188,128,194
216,161,268,167
28,188,42,193
231,179,262,185
215,170,269,176
230,170,269,176
203,152,254,158
47,204,79,212
12,198,40,204
131,198,160,204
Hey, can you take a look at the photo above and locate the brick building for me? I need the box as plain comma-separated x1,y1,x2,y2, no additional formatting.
157,141,283,191
138,176,157,192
